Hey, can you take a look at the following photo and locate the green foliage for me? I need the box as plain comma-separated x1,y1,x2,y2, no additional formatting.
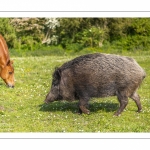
129,18,150,36
57,18,108,49
56,18,150,52
0,18,16,48
111,35,150,52
10,18,46,51
1,18,150,53
78,26,105,47
107,18,131,41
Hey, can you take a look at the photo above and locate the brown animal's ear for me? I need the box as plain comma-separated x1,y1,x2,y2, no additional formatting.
57,68,61,76
6,60,10,65
7,60,13,66
54,68,61,80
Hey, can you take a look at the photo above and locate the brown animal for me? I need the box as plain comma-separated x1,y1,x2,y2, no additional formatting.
45,53,146,116
0,35,14,88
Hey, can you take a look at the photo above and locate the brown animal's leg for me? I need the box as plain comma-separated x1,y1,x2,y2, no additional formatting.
114,91,128,116
78,98,90,115
130,92,142,113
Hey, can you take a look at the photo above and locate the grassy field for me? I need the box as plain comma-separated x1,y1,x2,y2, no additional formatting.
0,52,150,132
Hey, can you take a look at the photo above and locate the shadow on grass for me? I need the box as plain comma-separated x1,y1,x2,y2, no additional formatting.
39,101,118,114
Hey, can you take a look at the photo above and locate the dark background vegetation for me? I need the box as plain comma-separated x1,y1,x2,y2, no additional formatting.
1,18,150,56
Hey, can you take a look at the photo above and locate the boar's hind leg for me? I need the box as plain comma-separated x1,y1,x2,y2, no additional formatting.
114,91,128,116
78,98,90,115
130,92,142,113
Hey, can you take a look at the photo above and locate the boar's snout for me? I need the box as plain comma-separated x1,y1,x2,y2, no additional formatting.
44,93,56,103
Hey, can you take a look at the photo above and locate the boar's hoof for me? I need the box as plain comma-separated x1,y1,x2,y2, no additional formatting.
79,106,90,115
78,109,82,115
113,112,121,116
137,109,142,113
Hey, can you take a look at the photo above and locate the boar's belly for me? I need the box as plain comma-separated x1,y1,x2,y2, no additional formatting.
96,82,117,97
76,82,117,98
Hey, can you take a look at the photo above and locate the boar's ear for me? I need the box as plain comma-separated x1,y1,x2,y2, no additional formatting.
54,68,61,81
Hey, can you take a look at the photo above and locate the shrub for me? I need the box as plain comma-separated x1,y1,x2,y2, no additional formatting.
111,35,150,52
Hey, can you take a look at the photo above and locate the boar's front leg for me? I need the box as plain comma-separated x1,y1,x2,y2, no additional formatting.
78,97,90,115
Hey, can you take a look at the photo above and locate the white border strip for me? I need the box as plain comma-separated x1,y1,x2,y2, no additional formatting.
1,11,150,18
0,0,150,12
0,133,149,139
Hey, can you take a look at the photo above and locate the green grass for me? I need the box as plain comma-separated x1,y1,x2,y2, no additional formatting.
0,52,150,132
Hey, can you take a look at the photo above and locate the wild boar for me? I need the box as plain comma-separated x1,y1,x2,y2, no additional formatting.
44,53,146,116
